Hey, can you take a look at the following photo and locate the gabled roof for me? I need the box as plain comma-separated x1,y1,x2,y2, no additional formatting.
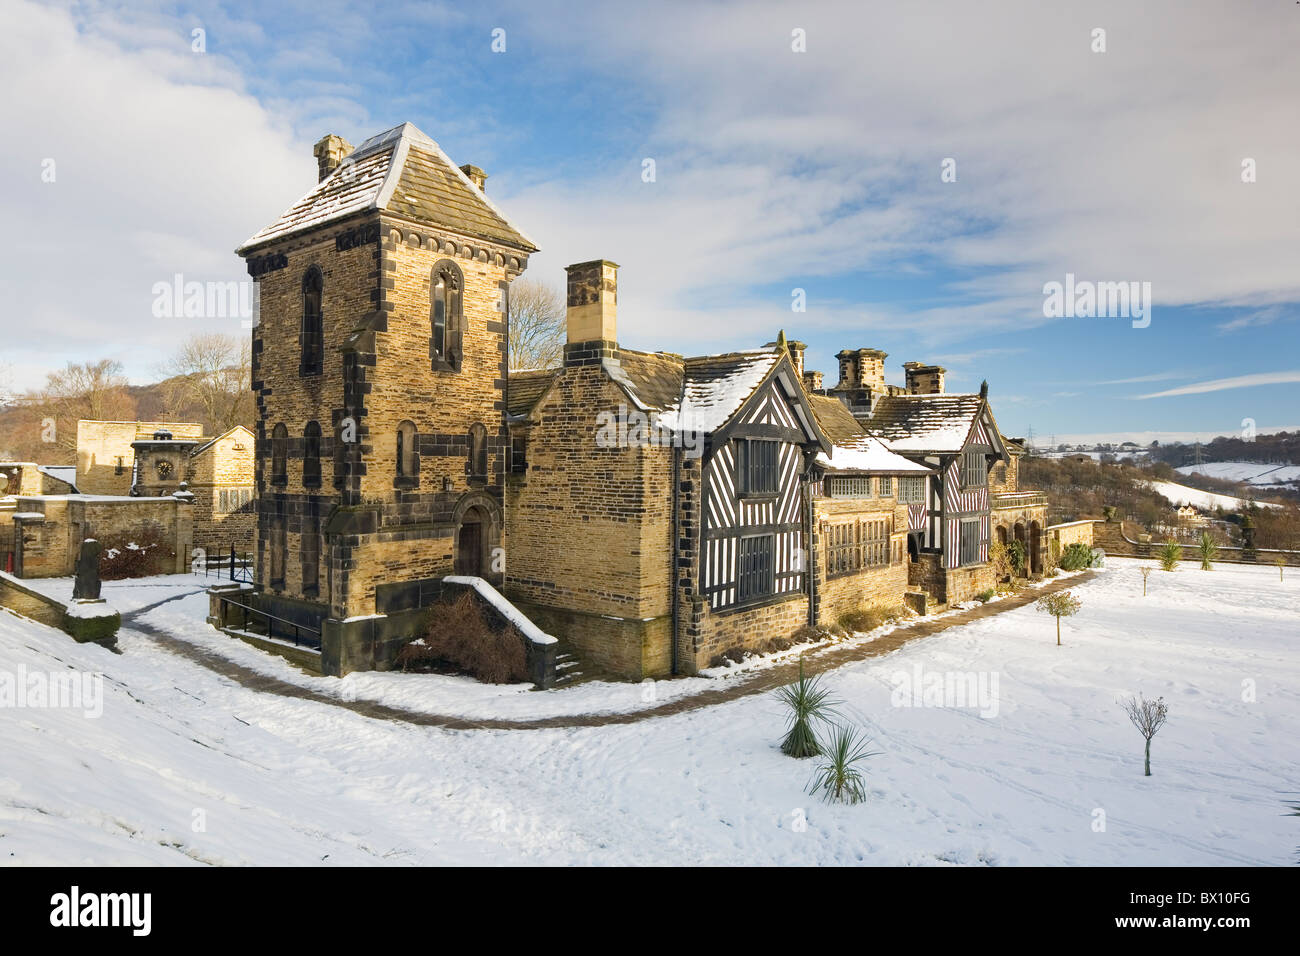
191,425,255,458
869,393,995,454
809,395,931,474
238,122,537,255
506,369,561,419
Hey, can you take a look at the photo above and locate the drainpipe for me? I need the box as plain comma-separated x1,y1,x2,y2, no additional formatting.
670,444,680,676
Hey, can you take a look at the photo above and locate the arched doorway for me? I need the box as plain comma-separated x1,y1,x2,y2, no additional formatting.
1030,521,1043,575
996,525,1008,546
452,492,502,580
1013,522,1027,577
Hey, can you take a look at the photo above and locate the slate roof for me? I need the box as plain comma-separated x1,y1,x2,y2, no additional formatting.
238,123,537,254
506,369,560,418
867,393,988,454
809,395,931,474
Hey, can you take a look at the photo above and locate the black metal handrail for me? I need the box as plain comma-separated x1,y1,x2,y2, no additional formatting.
216,594,321,650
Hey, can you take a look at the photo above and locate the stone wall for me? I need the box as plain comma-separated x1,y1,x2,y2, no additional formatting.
11,495,191,578
188,428,256,554
76,421,202,495
812,496,910,624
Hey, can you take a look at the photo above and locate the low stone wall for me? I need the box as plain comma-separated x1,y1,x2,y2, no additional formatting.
508,596,672,680
0,571,120,647
11,494,192,578
691,592,810,673
1091,519,1300,567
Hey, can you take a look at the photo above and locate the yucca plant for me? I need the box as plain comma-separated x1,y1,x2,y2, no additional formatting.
775,658,838,758
1158,540,1181,571
806,724,881,804
1197,531,1218,570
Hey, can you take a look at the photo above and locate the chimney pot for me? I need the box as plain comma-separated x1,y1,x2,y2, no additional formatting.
459,164,488,191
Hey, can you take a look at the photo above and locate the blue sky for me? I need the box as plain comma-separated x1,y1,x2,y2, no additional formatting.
3,0,1298,444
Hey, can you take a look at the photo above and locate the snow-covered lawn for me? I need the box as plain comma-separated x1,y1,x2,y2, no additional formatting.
1,558,1295,865
1177,461,1300,488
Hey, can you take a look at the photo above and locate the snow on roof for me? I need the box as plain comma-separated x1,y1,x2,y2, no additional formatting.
816,435,932,474
239,122,537,254
36,465,77,489
870,393,986,453
658,349,779,435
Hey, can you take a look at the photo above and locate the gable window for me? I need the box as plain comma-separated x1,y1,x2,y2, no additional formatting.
961,449,986,488
396,420,419,482
303,422,321,487
468,423,488,481
899,475,925,503
270,423,288,486
736,439,778,496
738,534,775,601
301,267,324,376
430,259,464,371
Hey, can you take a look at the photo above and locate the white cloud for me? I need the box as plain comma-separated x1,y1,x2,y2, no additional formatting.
1136,371,1300,399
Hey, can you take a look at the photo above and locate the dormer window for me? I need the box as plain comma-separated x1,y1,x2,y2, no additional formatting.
430,259,464,371
736,439,778,496
301,266,323,376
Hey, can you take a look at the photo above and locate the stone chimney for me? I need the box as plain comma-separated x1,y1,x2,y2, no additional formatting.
835,348,888,393
564,260,619,367
459,164,488,191
765,331,805,377
903,362,946,395
313,134,353,183
803,370,824,393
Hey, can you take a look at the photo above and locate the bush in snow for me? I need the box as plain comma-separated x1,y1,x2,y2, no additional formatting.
806,724,880,805
1158,540,1182,571
1035,590,1081,646
395,591,527,684
1120,694,1168,777
835,603,896,635
99,525,174,579
1197,531,1218,570
776,657,838,758
976,588,995,603
1059,543,1094,571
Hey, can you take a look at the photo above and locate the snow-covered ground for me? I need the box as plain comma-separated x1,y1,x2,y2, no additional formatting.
2,559,1296,865
1145,478,1280,511
1177,461,1300,488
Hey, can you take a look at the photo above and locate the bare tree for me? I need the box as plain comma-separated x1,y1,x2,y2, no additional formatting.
40,359,137,453
1120,694,1168,776
508,278,565,370
157,333,252,434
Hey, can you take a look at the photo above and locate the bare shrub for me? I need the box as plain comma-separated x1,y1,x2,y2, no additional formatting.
99,525,175,579
395,591,527,684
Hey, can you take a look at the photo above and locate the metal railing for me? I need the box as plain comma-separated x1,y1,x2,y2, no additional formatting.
196,545,254,583
215,594,321,650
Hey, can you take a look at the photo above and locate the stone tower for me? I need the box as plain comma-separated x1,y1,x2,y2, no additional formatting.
236,123,537,674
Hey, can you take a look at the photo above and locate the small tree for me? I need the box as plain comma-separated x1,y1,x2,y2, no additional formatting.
775,658,838,758
1197,531,1218,571
1158,540,1181,571
1120,694,1168,776
1140,566,1152,596
1035,590,1081,646
1275,555,1287,582
806,724,880,804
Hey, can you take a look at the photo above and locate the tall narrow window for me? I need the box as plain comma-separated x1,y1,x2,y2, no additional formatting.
737,439,778,495
301,266,323,376
468,423,488,480
738,535,775,600
396,420,418,481
303,422,321,487
430,259,464,370
961,449,986,488
270,423,288,486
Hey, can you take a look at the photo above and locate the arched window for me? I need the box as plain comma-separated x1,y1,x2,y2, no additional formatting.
270,423,288,485
468,423,488,480
430,259,464,371
301,266,323,376
395,420,419,482
303,422,321,487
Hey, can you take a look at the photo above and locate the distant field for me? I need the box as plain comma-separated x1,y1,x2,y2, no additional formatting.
1176,461,1300,487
